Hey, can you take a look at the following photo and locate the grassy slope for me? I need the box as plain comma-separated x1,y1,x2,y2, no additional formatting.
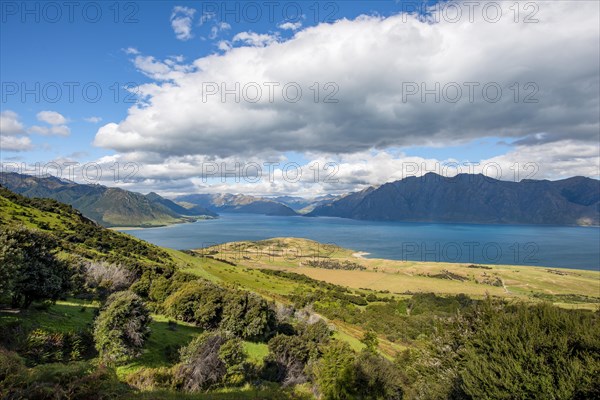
0,190,270,382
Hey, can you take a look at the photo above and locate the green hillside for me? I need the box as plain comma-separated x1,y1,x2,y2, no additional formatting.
0,173,216,227
1,186,599,399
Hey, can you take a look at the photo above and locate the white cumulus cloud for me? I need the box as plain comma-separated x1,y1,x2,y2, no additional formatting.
36,111,67,126
170,6,196,41
0,111,31,152
94,1,599,183
279,21,302,31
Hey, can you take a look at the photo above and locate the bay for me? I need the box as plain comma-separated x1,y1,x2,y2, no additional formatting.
118,214,600,270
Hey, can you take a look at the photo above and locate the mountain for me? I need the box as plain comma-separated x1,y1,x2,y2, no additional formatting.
271,194,341,213
308,173,600,226
144,192,217,218
176,193,298,216
0,172,216,227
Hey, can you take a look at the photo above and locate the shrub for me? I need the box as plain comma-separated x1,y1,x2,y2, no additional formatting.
126,366,176,390
313,341,356,400
0,347,26,383
176,332,249,392
0,358,127,400
93,291,151,364
220,291,276,340
265,334,311,386
0,227,73,308
164,281,225,329
22,329,93,365
353,351,404,400
456,302,600,400
83,261,134,298
313,342,404,400
218,337,249,386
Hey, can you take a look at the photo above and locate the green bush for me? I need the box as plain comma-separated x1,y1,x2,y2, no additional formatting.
93,291,151,364
164,281,225,329
219,291,276,340
0,359,127,400
0,227,73,308
21,328,94,366
456,302,600,400
0,347,26,383
313,341,356,400
176,332,250,392
313,342,404,400
126,366,176,391
400,300,600,400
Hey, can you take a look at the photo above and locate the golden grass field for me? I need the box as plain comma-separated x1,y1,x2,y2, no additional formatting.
191,237,600,311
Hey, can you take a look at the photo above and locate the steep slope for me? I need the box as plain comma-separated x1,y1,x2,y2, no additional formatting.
309,173,600,226
176,193,298,216
0,172,215,227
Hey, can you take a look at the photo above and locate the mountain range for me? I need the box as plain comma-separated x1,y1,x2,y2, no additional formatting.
175,193,299,216
0,172,216,227
308,173,600,226
2,171,598,227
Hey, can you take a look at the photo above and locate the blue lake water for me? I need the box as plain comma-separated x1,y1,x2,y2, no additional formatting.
119,214,600,271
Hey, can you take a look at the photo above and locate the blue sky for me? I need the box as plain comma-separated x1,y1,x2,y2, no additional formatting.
1,1,598,196
2,1,446,164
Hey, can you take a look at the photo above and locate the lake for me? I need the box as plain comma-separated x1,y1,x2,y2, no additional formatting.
119,214,600,270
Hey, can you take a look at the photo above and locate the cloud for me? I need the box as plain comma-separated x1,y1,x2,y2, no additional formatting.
483,140,600,180
170,6,196,41
1,136,32,152
36,111,67,125
28,125,71,136
123,47,140,55
95,1,600,181
279,21,302,31
30,111,71,136
199,10,215,25
86,139,598,197
84,116,103,123
231,31,279,47
209,22,231,40
0,111,32,152
131,53,193,81
0,110,25,136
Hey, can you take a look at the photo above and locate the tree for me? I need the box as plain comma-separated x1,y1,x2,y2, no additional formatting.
313,341,356,400
94,291,151,364
0,227,72,308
